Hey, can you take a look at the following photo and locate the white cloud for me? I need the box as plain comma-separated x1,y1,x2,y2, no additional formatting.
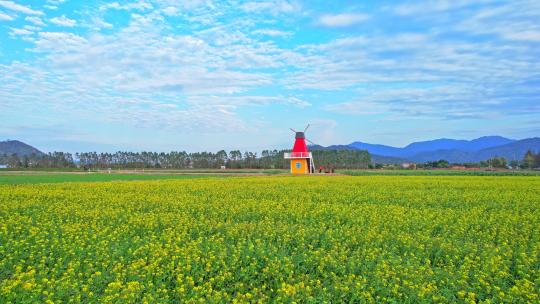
162,6,179,16
24,25,41,31
0,10,13,21
241,1,273,12
453,3,540,42
91,17,113,29
0,12,309,131
10,27,33,35
307,119,341,145
502,31,540,42
41,0,63,10
25,16,45,26
252,29,293,37
50,15,76,27
100,1,153,12
325,100,389,116
0,0,42,15
2,0,538,137
318,13,369,27
35,31,87,51
285,97,311,107
323,83,539,121
285,25,540,123
392,0,495,16
188,95,310,108
241,0,300,15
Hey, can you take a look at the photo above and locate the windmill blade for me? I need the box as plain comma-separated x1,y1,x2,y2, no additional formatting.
304,124,310,132
306,138,317,146
290,128,297,133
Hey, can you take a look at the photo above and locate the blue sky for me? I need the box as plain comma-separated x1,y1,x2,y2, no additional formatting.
1,0,539,153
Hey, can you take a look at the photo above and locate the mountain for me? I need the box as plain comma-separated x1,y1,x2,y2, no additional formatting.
348,142,403,157
407,149,476,163
405,138,540,163
0,140,44,156
403,136,515,155
349,136,515,158
465,136,516,151
310,144,355,151
472,138,540,162
370,154,410,164
315,136,540,163
310,144,409,164
404,138,539,163
402,139,470,156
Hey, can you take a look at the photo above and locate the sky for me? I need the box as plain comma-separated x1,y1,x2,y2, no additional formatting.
1,0,539,153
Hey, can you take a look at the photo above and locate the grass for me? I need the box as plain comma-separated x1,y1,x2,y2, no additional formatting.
2,168,539,184
0,169,287,184
0,173,213,184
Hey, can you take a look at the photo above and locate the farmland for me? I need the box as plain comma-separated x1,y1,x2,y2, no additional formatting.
0,169,537,185
0,169,286,184
1,176,539,303
0,173,211,185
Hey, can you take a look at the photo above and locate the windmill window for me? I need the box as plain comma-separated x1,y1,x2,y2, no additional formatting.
295,162,301,169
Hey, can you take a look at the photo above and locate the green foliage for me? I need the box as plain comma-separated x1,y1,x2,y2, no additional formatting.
522,150,537,169
480,157,508,168
311,149,371,169
0,152,75,169
422,159,450,169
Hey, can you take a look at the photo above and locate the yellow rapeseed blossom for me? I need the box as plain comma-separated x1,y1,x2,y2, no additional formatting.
0,176,539,302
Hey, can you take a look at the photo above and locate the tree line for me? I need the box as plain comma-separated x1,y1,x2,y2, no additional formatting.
0,149,371,170
476,151,540,169
522,150,540,169
2,149,539,170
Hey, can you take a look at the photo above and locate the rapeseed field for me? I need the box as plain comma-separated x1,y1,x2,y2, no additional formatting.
0,176,539,303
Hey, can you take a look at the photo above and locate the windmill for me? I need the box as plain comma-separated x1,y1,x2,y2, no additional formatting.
284,124,316,174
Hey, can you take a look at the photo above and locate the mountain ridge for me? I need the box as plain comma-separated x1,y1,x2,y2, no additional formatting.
0,140,44,157
318,136,540,163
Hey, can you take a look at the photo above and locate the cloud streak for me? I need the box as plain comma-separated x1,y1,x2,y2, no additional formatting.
318,13,369,27
240,0,300,15
25,16,45,26
0,0,43,15
0,11,13,20
50,15,76,27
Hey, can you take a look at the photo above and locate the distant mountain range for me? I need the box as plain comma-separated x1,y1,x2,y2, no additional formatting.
312,136,540,163
0,140,44,156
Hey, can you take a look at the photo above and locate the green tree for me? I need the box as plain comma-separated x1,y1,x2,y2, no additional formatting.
509,160,520,169
490,157,507,168
7,153,21,168
534,152,540,169
523,150,535,169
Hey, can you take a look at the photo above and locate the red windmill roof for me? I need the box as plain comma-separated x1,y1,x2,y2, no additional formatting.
292,132,309,153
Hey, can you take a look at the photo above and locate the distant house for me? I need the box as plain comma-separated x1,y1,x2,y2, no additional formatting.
0,164,7,169
401,163,416,169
